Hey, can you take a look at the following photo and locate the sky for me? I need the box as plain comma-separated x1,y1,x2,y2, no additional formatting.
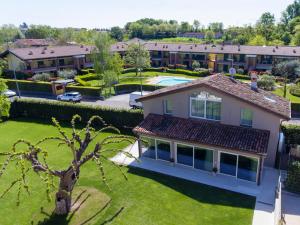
0,0,295,29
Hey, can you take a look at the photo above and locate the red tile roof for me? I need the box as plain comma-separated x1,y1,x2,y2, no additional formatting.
138,74,291,119
134,114,270,155
14,39,56,47
8,45,94,60
111,40,300,57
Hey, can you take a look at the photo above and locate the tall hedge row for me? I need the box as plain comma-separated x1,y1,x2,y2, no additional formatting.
122,67,210,77
10,98,143,130
285,161,300,194
281,124,300,145
3,79,101,97
114,84,164,94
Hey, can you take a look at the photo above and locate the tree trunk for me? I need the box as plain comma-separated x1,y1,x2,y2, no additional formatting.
54,168,79,215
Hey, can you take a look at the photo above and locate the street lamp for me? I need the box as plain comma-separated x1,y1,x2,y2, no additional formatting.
138,68,143,95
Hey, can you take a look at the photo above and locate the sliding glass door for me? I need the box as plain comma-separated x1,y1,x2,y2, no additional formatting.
219,152,258,182
194,147,213,171
156,140,171,161
220,153,237,176
141,137,156,159
237,156,258,182
177,144,193,166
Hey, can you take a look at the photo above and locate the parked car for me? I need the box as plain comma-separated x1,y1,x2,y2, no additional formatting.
2,90,16,98
129,91,151,109
57,92,82,103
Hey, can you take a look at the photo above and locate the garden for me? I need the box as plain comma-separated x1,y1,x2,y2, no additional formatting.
0,117,256,225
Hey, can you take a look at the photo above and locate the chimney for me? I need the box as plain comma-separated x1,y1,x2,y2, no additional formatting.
250,72,258,91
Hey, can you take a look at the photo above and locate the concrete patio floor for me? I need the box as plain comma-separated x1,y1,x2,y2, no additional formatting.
111,142,280,225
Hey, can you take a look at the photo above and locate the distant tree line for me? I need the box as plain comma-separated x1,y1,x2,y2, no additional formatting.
1,1,300,46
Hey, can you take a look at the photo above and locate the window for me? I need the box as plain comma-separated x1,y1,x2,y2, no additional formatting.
241,108,253,127
237,156,258,182
220,153,237,176
37,61,45,68
190,91,221,121
164,100,173,115
59,59,65,66
156,140,171,161
194,147,213,171
177,144,193,166
141,137,156,159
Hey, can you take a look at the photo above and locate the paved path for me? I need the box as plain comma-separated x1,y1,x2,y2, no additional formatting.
282,191,300,225
111,142,279,225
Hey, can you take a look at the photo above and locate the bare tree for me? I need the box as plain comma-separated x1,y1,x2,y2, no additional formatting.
0,115,136,215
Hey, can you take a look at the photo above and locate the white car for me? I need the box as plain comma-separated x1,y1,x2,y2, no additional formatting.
57,92,82,103
3,90,17,98
129,91,151,109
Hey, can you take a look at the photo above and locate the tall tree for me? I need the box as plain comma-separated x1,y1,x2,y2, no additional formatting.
110,26,124,41
0,115,136,215
208,22,224,33
124,43,150,94
193,20,200,32
281,0,300,25
0,79,10,120
274,60,300,97
256,12,275,41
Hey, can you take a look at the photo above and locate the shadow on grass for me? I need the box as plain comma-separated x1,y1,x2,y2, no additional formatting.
35,192,123,225
127,167,256,210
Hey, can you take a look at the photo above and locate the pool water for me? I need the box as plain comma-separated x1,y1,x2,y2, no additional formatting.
156,77,193,86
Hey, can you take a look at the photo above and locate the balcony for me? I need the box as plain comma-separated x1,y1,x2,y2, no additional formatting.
24,66,57,74
256,64,272,70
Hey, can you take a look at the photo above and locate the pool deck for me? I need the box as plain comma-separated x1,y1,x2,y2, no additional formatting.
147,76,194,85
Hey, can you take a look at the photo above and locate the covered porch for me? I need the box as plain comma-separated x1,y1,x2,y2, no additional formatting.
132,113,270,185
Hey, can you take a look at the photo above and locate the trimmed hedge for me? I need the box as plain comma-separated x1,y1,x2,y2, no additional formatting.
122,67,210,77
2,69,32,80
285,161,300,194
10,98,143,129
281,124,300,145
3,79,101,97
114,84,164,94
224,73,251,80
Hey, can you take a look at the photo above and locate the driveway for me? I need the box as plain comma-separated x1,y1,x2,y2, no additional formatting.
282,192,300,225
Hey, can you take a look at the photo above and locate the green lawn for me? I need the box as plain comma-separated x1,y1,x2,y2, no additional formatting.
86,71,198,87
0,119,255,225
272,86,300,103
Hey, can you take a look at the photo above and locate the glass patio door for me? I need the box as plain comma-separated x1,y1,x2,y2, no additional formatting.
219,153,237,176
156,140,171,161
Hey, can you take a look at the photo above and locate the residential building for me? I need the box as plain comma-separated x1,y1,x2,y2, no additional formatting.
0,45,94,74
133,74,291,185
111,40,300,72
178,32,223,39
13,39,57,48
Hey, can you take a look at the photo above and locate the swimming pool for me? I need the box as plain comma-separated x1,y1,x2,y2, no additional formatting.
156,77,193,86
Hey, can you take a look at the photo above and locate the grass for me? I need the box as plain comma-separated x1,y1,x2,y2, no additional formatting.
0,119,255,225
272,85,300,103
86,71,198,87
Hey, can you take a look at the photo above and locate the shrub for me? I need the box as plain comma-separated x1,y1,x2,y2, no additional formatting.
290,83,300,97
32,73,52,82
167,68,209,77
74,73,102,87
10,98,143,130
2,70,32,80
74,77,90,86
237,68,244,75
285,161,300,194
58,69,77,79
114,84,164,94
281,124,300,145
224,73,251,80
66,86,101,97
257,75,276,91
